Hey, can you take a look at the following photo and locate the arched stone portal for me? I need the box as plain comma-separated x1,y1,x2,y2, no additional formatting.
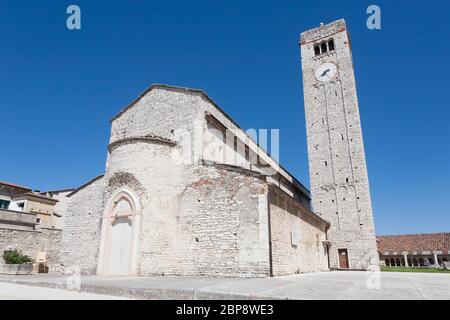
97,187,141,275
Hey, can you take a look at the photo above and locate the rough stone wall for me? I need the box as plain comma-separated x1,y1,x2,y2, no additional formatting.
0,227,61,264
143,164,270,277
105,129,270,277
103,89,272,277
301,19,379,269
52,191,72,229
109,88,203,147
65,86,328,277
269,188,328,276
60,177,105,273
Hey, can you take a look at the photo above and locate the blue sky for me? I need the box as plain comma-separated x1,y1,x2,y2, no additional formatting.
1,0,449,235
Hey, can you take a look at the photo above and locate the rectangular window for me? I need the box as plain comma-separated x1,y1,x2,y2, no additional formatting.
0,200,10,210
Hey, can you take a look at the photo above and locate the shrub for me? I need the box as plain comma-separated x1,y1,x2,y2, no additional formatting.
3,249,33,264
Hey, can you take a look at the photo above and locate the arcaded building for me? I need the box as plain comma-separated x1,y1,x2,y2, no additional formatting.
378,233,450,268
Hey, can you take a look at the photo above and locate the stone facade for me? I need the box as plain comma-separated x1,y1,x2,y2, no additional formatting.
270,187,329,276
59,176,105,273
300,19,379,270
62,85,329,277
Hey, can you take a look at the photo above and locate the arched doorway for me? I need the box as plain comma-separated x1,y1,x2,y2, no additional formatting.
97,187,141,276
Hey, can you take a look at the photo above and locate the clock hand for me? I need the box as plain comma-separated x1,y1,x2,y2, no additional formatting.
321,69,330,77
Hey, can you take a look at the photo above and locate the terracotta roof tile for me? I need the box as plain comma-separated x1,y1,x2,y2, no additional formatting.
0,181,31,191
377,233,450,253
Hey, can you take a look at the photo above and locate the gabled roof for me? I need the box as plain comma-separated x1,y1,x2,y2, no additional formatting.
67,174,104,198
109,84,311,197
110,84,239,127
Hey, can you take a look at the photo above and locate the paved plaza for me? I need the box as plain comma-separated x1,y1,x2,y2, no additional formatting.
0,271,449,300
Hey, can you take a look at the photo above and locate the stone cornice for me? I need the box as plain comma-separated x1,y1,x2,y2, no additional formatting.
108,135,177,153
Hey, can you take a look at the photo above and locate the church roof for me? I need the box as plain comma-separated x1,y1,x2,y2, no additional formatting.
67,174,104,198
110,84,237,126
377,233,450,254
109,83,311,198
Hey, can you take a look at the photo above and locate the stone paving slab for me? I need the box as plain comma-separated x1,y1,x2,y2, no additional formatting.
0,282,128,300
0,271,449,300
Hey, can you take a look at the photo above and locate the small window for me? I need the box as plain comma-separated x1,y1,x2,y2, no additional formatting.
36,217,41,225
0,200,10,210
320,42,327,54
328,39,335,51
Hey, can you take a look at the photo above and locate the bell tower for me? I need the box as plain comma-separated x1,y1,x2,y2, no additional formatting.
300,19,379,270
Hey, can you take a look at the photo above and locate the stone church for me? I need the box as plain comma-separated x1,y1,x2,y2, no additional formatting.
60,19,378,277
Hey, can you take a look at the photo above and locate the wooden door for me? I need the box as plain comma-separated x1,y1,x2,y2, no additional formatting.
109,217,132,275
338,249,349,269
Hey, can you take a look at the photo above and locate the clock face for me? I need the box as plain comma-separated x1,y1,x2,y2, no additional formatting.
315,62,337,82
